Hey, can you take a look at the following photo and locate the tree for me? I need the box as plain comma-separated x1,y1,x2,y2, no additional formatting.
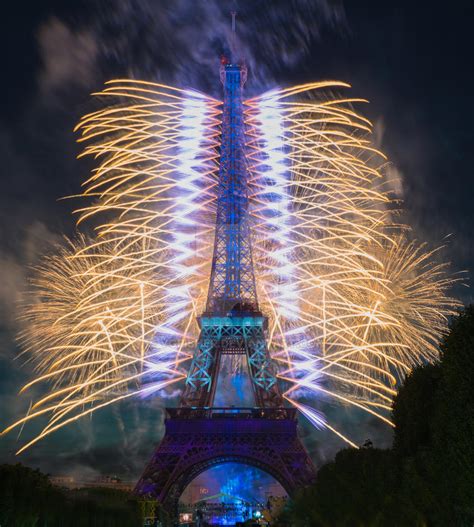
392,364,441,458
0,464,142,527
391,364,443,522
0,463,63,526
392,307,474,525
281,447,425,526
431,306,474,525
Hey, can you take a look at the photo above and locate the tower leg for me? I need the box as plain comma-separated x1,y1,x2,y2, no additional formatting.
180,324,221,407
245,322,283,407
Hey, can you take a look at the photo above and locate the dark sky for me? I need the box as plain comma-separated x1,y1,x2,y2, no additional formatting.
0,0,473,480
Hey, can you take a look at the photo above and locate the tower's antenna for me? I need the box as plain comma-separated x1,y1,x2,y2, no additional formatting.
231,11,237,62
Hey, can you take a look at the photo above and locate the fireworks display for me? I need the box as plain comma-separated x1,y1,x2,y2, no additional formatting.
3,79,459,452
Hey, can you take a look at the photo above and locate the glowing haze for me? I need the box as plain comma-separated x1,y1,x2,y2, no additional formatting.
3,79,459,452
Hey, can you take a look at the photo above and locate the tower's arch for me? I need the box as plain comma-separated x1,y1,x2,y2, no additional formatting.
136,407,316,514
167,454,292,508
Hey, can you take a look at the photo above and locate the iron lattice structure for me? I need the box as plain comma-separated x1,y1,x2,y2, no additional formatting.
136,63,316,512
181,315,281,408
206,65,256,313
138,408,315,511
181,63,281,409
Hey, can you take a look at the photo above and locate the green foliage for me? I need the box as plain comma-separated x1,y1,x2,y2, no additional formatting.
0,463,63,526
430,306,474,524
280,447,425,527
0,464,142,527
281,306,474,527
392,363,441,457
392,306,474,525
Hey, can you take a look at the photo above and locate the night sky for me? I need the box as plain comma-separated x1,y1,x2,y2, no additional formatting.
0,1,473,482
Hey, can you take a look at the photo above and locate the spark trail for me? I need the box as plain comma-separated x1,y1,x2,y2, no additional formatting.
3,79,459,452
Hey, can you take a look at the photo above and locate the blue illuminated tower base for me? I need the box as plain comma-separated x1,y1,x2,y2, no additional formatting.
135,61,316,518
137,407,315,513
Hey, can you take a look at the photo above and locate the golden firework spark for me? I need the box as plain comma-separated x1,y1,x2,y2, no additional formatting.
2,79,460,452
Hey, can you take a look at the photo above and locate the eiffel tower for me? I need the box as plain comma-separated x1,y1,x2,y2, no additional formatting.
135,57,316,514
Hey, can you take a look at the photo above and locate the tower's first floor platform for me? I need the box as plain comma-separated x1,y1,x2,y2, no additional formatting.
135,407,316,513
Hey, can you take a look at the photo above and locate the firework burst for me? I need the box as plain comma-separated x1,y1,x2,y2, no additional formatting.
3,79,460,452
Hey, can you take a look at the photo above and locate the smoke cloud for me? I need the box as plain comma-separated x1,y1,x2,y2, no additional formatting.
41,0,346,95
